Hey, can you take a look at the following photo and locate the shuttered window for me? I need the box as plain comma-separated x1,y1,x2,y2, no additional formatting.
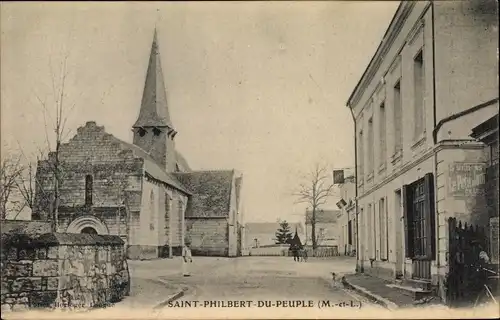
393,81,403,152
379,102,387,165
379,197,388,260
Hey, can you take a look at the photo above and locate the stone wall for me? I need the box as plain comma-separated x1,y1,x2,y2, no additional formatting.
33,121,144,223
1,232,130,313
185,218,229,256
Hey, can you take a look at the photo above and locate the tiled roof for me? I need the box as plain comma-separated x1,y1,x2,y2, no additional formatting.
113,137,191,195
173,170,234,218
305,209,339,224
245,222,304,235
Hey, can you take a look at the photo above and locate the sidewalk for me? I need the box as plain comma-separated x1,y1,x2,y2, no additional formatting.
342,273,442,310
118,277,186,310
107,257,199,312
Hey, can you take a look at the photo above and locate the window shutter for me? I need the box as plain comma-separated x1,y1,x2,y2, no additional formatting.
423,173,436,259
402,184,413,258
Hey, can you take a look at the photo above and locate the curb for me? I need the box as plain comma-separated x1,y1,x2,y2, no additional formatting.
341,275,399,311
152,279,189,310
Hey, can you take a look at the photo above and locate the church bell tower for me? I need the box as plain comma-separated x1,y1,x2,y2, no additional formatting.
132,29,177,172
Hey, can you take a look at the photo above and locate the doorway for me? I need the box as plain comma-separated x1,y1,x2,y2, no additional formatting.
81,227,98,235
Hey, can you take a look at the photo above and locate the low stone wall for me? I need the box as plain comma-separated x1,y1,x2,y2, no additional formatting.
1,232,130,312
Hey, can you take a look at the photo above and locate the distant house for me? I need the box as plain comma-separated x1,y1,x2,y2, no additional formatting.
305,209,340,247
244,222,304,249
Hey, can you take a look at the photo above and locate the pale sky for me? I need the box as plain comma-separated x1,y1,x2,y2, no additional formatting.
1,1,399,223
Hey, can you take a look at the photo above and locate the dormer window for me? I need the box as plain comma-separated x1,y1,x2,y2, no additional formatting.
153,127,162,136
138,128,147,137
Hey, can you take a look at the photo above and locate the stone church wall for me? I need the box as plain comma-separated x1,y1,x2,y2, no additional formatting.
1,232,129,313
127,181,187,260
185,218,229,256
34,122,144,220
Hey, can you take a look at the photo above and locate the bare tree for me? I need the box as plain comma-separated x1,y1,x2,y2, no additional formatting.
293,163,335,254
33,52,80,232
0,154,25,219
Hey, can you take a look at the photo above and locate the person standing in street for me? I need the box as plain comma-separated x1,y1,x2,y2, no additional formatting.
182,241,193,277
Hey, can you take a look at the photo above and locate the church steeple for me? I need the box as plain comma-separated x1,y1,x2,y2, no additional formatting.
133,29,175,132
132,28,178,172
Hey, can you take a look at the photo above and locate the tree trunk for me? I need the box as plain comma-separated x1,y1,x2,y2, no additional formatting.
311,207,317,256
52,141,60,233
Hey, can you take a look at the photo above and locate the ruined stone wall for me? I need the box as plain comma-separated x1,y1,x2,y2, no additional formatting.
1,233,130,313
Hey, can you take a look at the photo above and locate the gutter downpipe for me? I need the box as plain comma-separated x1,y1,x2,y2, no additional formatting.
431,0,441,298
348,105,361,273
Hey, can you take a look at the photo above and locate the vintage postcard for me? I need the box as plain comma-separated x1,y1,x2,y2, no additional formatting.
1,1,499,319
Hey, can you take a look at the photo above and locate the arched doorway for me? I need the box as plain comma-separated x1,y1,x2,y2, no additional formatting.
81,227,98,234
66,215,109,235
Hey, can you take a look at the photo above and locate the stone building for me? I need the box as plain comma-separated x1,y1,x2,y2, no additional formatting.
244,222,304,249
346,1,498,302
305,209,340,247
33,30,244,259
334,174,357,256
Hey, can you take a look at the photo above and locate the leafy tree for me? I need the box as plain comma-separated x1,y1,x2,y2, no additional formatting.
275,220,293,244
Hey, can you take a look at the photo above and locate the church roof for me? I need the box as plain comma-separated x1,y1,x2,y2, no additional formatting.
173,170,234,218
116,138,191,195
133,29,174,129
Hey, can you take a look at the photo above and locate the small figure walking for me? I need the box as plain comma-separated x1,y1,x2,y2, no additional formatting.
182,241,193,277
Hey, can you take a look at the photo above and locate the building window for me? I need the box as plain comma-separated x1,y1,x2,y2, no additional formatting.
379,102,386,165
394,80,403,152
358,130,364,178
85,175,93,206
348,220,353,245
138,128,146,137
368,117,374,174
153,127,161,136
413,50,425,139
368,204,375,259
150,190,155,231
379,197,388,260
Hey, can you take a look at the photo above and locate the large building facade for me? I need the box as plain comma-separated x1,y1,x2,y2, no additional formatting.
346,1,498,302
33,30,244,259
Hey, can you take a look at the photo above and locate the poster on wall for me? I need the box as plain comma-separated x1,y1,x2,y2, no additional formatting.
490,217,499,264
448,162,487,199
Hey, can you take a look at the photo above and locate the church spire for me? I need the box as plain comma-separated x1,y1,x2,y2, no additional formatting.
133,28,175,131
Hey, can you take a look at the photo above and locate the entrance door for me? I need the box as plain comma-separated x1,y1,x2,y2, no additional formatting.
403,174,435,281
411,179,431,280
